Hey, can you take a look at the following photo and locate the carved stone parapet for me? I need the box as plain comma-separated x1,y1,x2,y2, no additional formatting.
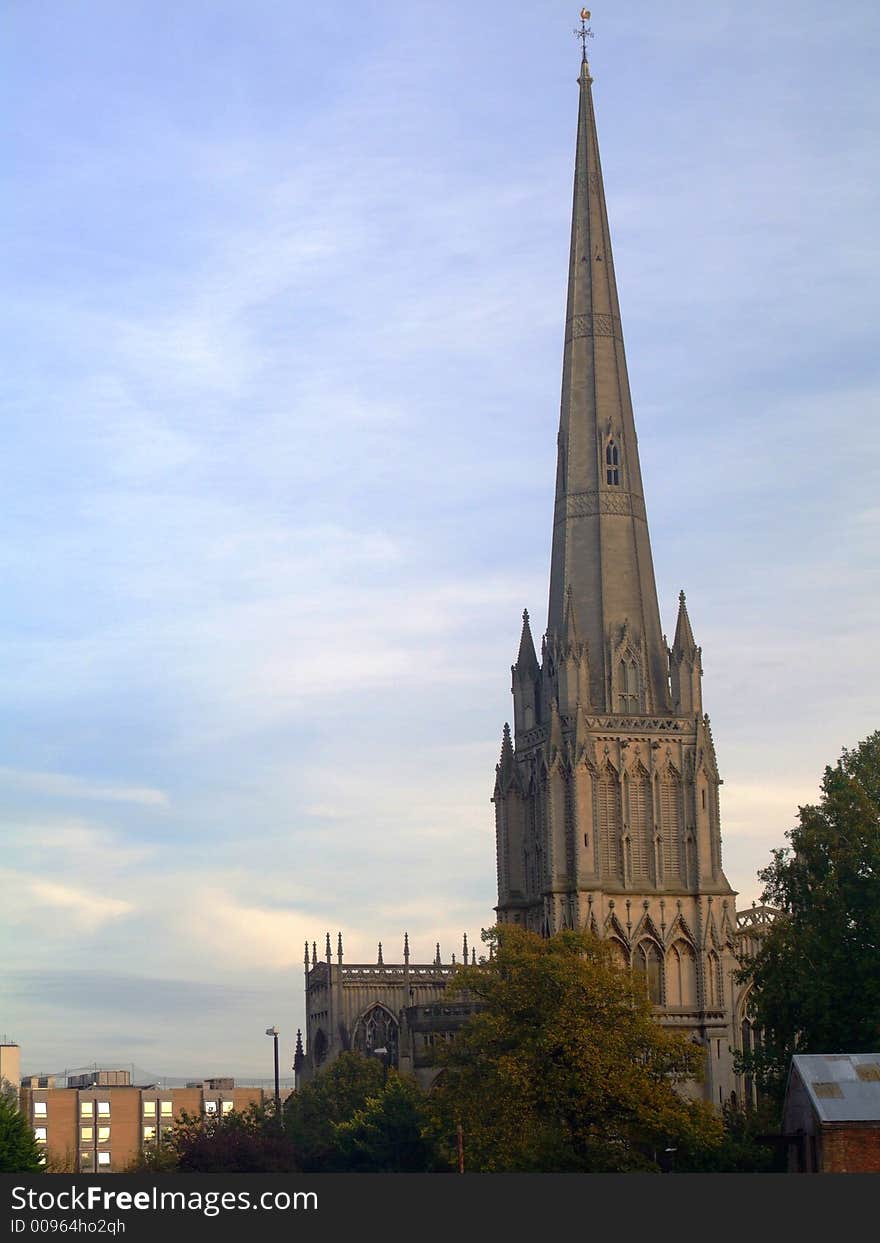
554,489,647,524
565,312,623,343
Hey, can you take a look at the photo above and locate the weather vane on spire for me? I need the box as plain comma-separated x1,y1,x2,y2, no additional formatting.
574,8,594,59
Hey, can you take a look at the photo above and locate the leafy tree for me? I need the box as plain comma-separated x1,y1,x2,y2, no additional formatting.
676,1100,783,1172
0,1084,44,1173
429,925,722,1172
169,1102,297,1173
285,1051,384,1171
331,1073,444,1172
739,731,880,1098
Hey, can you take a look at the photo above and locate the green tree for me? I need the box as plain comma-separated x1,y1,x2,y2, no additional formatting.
739,731,880,1098
285,1051,384,1171
331,1073,443,1172
0,1083,44,1174
429,925,722,1172
676,1100,783,1172
169,1103,297,1173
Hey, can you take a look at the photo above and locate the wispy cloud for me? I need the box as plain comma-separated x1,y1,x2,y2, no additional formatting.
0,769,167,807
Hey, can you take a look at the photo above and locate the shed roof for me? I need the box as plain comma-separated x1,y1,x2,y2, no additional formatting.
789,1054,880,1123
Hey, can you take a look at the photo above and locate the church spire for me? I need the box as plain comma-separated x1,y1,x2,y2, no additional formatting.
670,590,703,715
547,38,670,714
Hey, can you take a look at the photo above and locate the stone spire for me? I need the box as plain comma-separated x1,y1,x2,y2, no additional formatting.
547,46,670,714
512,611,541,733
670,590,703,715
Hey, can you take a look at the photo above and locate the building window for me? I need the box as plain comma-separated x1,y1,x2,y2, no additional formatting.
160,1100,173,1118
80,1127,93,1142
97,1126,110,1144
618,658,640,713
597,763,623,882
97,1101,110,1118
33,1102,47,1118
80,1101,94,1118
143,1100,156,1117
605,439,620,485
666,941,697,1007
97,1152,111,1168
161,1127,173,1141
80,1152,95,1171
221,1101,234,1115
143,1125,156,1142
33,1127,47,1143
633,941,663,1003
205,1100,217,1115
706,951,722,1008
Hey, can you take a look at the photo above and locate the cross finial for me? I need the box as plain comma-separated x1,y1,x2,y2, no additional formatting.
574,9,594,60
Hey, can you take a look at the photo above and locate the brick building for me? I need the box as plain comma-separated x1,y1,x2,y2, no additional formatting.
782,1053,880,1173
20,1069,267,1172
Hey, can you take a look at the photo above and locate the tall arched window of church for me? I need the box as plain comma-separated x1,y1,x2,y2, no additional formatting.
619,659,640,712
605,439,619,485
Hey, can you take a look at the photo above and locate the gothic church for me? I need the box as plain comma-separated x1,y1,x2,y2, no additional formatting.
299,41,767,1107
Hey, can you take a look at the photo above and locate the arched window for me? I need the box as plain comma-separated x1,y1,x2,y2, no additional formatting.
619,659,640,713
633,941,663,1003
705,951,722,1009
666,940,697,1007
627,765,652,884
597,764,622,881
312,1029,328,1067
605,440,620,485
354,1005,400,1068
659,769,684,882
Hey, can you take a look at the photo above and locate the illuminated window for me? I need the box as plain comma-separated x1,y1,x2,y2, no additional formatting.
34,1127,47,1143
143,1125,156,1142
97,1152,111,1168
80,1127,93,1142
160,1100,173,1118
97,1126,111,1143
33,1102,47,1118
80,1152,95,1171
97,1101,110,1118
80,1101,94,1118
221,1101,234,1116
205,1100,217,1115
142,1100,156,1117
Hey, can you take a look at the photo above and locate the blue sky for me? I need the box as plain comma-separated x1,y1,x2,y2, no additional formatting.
1,0,878,1079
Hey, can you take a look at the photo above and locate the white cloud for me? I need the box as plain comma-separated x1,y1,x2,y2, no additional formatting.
1,870,134,933
0,768,167,808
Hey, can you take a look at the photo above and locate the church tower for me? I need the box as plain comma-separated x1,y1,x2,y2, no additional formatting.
493,35,739,1104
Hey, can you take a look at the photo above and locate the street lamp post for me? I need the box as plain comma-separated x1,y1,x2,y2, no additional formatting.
265,1027,281,1121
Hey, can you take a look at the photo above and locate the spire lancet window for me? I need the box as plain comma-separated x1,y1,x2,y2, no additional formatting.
618,657,641,713
605,438,620,486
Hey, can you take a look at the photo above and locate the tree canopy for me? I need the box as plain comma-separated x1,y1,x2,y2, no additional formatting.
430,924,721,1172
284,1051,385,1171
332,1073,441,1172
168,1102,296,1173
739,730,880,1096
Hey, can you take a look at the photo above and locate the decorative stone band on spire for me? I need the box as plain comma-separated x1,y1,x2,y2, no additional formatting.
565,311,623,343
555,489,648,524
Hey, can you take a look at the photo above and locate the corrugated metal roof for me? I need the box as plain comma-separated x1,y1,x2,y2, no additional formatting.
791,1054,880,1123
